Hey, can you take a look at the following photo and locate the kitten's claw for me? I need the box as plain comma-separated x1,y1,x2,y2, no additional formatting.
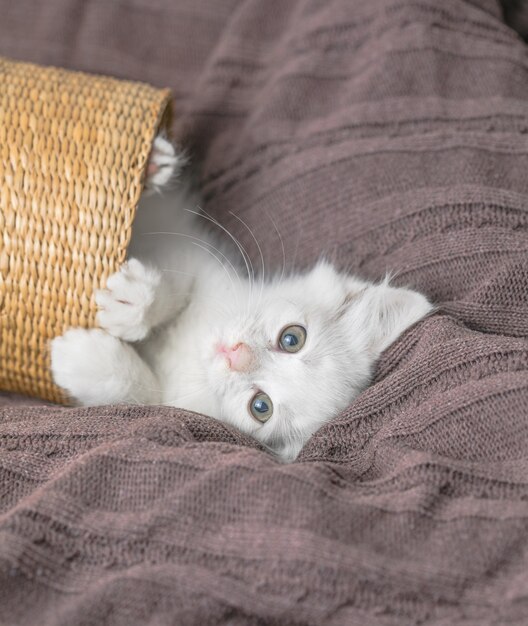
145,136,184,190
96,258,162,341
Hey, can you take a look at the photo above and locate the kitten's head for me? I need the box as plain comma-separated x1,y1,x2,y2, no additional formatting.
202,261,431,462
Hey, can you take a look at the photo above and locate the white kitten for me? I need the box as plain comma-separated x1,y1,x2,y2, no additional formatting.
51,137,432,461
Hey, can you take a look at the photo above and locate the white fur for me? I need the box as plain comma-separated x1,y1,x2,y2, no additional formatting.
51,328,160,405
51,138,433,462
145,135,185,191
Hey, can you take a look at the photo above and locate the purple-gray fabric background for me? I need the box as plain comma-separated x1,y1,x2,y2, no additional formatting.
1,0,528,624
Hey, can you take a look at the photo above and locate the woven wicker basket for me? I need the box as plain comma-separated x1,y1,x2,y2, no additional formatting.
0,57,172,403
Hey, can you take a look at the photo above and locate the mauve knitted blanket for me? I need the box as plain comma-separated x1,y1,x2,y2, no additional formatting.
1,0,528,624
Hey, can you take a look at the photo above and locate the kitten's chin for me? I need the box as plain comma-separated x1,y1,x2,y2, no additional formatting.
266,439,304,464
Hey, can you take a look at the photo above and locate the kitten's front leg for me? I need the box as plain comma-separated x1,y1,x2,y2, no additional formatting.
51,328,161,406
95,258,180,341
96,135,188,341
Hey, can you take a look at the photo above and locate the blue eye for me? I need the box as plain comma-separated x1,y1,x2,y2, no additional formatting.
282,334,298,347
254,399,269,413
249,391,273,422
278,324,307,353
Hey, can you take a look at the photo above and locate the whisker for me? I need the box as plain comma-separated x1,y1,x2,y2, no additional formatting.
229,210,265,307
142,230,238,277
266,211,286,287
191,241,238,301
185,206,254,311
291,218,304,272
161,290,229,313
141,229,242,303
161,268,196,277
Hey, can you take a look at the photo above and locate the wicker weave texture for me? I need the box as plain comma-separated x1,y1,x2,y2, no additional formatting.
0,57,171,403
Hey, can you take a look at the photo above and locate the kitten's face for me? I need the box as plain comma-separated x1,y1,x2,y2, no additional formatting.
201,262,431,462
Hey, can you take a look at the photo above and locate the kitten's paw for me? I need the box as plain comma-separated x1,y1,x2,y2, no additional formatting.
95,258,161,341
145,135,185,191
51,328,127,405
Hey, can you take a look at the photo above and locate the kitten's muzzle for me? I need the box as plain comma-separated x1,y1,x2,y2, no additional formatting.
216,342,255,373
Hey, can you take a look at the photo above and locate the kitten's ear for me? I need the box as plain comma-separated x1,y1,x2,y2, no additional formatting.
349,280,432,354
307,260,340,285
304,261,353,308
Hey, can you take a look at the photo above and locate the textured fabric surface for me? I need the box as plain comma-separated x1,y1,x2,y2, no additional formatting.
1,0,528,624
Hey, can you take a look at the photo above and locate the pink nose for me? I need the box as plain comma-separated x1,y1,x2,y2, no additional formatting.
217,342,253,372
